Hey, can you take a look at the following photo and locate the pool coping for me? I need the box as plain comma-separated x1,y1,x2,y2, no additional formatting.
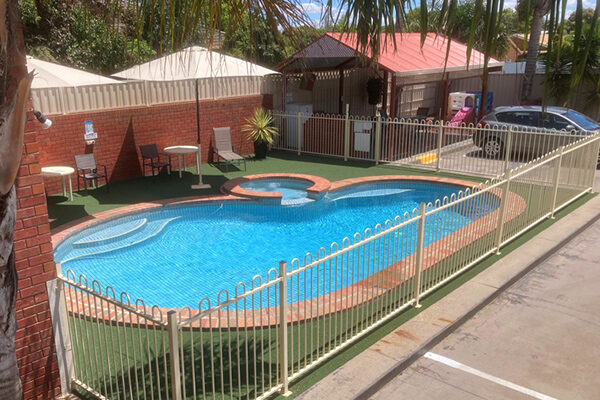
52,175,527,329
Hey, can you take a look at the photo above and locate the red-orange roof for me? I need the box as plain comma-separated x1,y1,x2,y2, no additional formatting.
325,32,498,74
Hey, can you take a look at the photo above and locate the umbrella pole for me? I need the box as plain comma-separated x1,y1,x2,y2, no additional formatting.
192,78,210,189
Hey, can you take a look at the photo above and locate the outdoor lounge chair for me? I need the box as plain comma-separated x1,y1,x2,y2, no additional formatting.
74,153,108,193
213,127,246,171
139,144,171,176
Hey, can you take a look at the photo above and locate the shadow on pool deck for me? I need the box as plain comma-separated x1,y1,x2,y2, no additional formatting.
47,150,486,229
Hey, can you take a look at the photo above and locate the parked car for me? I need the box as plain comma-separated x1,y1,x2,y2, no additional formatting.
473,106,600,166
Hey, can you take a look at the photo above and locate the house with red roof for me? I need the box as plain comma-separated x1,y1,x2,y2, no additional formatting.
275,32,503,119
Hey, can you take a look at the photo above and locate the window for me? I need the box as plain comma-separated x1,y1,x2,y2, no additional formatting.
496,111,538,127
564,110,600,131
495,112,515,123
541,113,571,130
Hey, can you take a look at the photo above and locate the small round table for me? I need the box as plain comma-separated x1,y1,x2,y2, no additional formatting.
163,145,200,178
41,166,75,201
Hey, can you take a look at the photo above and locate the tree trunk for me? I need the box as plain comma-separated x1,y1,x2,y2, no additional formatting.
0,189,20,399
521,0,549,102
394,1,404,33
0,0,33,398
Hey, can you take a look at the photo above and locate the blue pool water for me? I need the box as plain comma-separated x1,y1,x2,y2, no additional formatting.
55,181,498,308
240,178,312,201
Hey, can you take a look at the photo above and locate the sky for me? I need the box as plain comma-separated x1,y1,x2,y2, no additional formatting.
300,0,593,27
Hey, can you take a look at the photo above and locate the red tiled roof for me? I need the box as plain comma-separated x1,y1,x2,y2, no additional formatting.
326,32,499,74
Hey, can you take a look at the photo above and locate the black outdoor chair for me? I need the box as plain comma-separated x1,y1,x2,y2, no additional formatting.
74,153,108,193
139,144,171,176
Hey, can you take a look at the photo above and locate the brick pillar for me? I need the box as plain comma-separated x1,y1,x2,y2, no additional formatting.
13,110,61,399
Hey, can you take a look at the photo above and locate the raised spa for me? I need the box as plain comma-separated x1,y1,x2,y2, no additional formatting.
240,178,314,203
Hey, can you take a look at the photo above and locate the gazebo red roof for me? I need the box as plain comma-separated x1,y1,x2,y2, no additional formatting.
277,32,502,75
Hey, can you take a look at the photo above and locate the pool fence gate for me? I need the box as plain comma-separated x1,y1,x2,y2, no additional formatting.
48,130,600,399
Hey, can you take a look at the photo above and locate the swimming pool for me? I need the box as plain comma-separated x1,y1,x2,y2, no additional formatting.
55,178,498,309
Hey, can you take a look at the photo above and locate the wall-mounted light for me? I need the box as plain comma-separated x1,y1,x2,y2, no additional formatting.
33,110,52,129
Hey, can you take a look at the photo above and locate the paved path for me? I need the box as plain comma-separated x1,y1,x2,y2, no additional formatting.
369,218,600,400
296,173,600,400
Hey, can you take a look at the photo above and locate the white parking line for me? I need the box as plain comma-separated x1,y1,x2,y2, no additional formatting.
424,352,559,400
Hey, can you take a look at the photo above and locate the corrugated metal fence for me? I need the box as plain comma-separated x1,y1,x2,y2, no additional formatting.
32,76,270,115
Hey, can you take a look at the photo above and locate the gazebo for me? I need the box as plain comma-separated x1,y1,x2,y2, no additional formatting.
276,33,503,119
27,56,120,88
112,46,278,81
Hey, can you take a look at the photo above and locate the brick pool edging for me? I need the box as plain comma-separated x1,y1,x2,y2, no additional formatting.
52,175,526,329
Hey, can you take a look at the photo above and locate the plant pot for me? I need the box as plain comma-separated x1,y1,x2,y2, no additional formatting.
254,141,268,159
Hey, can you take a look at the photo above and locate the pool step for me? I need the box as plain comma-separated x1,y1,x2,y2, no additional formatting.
61,216,180,263
72,218,147,248
329,188,413,201
281,197,316,206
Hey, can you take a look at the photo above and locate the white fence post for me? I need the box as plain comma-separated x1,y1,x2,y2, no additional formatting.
413,203,426,308
495,171,511,254
167,311,182,400
550,147,564,218
297,112,302,156
374,115,382,164
344,104,350,161
435,121,444,172
46,263,75,396
279,261,291,396
504,126,513,174
588,137,600,189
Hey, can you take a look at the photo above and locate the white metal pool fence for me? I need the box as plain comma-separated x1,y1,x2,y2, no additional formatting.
49,132,600,400
270,109,600,178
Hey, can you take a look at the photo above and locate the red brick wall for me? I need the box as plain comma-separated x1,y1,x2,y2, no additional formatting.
14,111,61,399
37,95,273,194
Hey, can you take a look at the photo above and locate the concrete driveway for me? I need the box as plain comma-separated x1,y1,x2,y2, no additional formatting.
388,140,530,177
369,218,600,400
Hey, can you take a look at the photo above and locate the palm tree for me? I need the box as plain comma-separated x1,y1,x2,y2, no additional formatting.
520,0,550,101
394,0,406,33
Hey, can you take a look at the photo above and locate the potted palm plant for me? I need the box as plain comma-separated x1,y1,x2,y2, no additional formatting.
242,108,279,159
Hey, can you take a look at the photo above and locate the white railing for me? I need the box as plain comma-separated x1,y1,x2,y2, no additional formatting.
50,132,600,399
270,110,599,178
32,76,271,115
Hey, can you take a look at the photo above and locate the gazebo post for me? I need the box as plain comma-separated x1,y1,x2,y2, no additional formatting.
338,68,344,114
390,75,398,119
382,71,388,116
441,73,450,121
282,72,287,112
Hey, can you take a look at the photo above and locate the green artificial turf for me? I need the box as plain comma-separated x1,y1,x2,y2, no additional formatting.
47,151,485,229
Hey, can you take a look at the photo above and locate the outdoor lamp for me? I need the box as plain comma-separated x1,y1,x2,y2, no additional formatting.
33,110,52,129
